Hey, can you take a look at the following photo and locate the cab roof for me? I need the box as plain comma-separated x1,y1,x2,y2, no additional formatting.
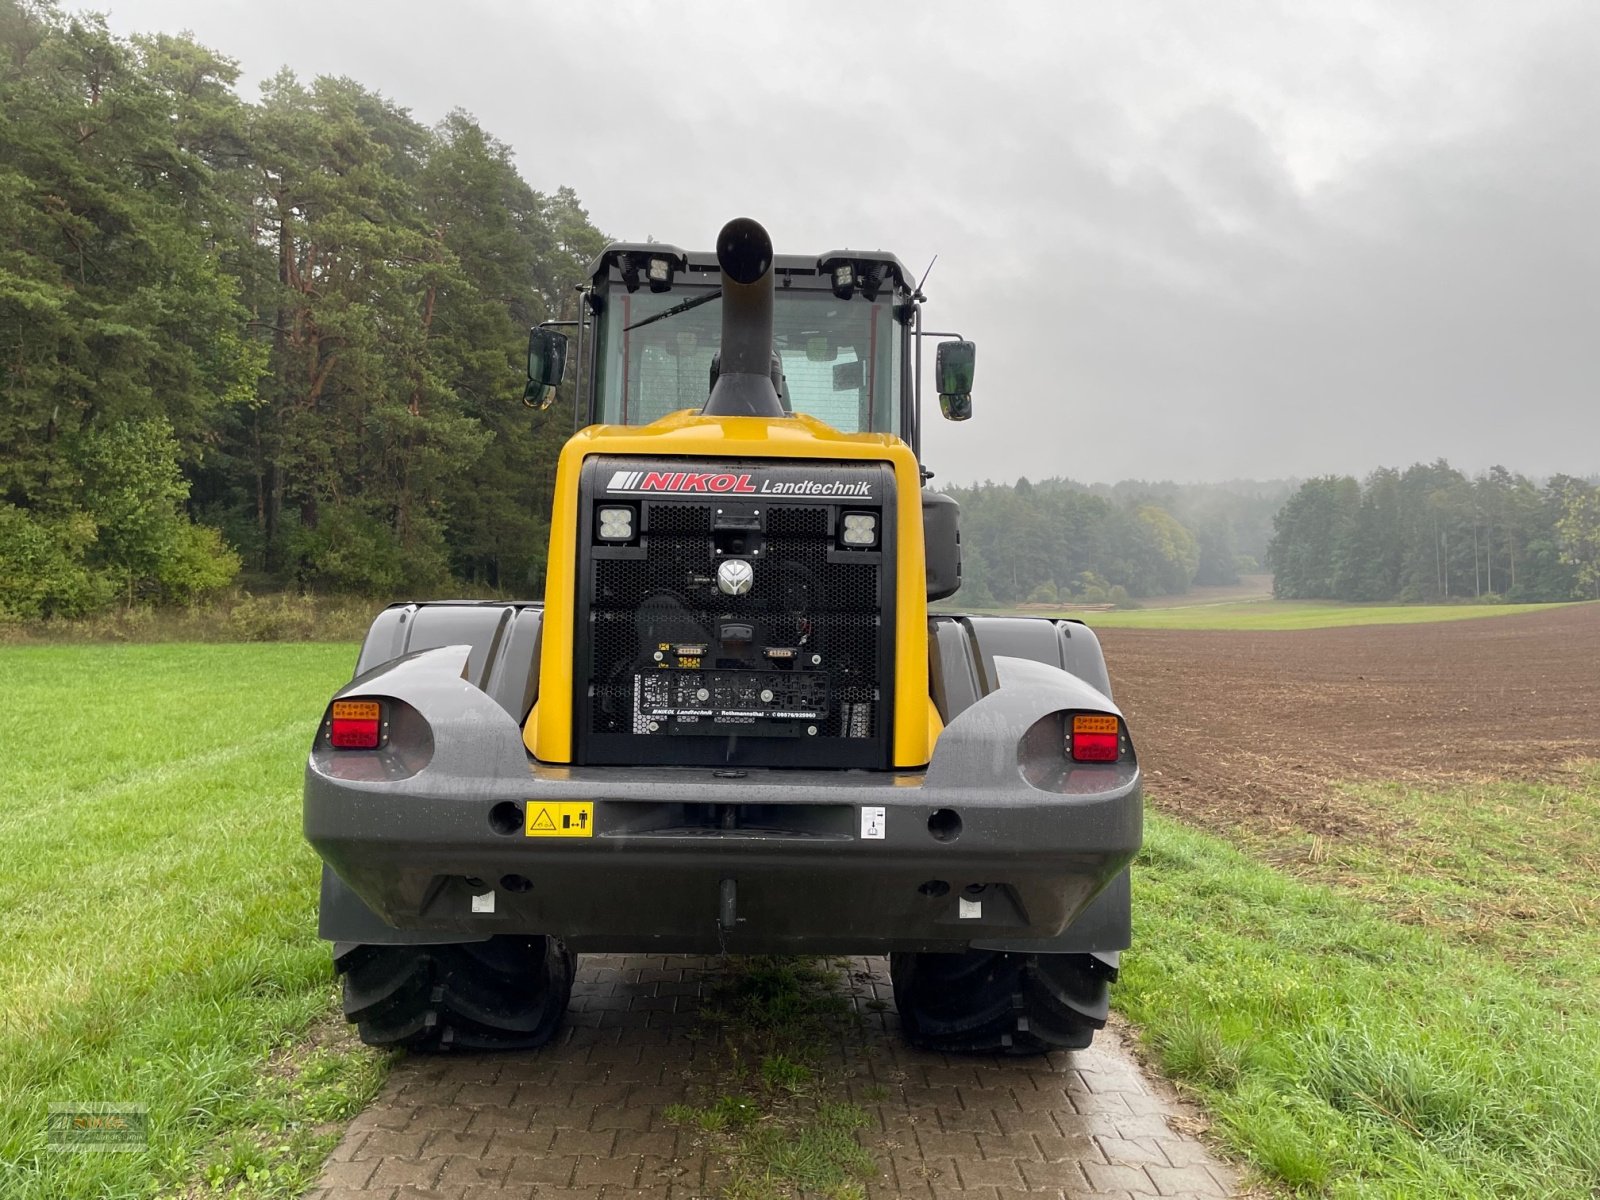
586,242,916,292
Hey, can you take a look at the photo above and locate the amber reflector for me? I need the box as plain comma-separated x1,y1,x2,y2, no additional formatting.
330,700,381,749
1070,713,1120,762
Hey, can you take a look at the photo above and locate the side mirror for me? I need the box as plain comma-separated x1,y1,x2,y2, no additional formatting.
522,327,569,410
936,340,974,422
923,491,962,601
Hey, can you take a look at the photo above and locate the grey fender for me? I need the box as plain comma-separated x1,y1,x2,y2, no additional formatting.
356,600,543,721
930,615,1134,957
930,614,1113,720
333,644,537,784
924,654,1120,788
319,601,542,947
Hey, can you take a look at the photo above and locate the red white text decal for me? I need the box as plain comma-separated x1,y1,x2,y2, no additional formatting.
607,470,756,494
605,469,874,498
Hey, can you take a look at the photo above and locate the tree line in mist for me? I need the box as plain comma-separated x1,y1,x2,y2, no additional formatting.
6,6,1594,624
1269,462,1600,603
0,2,604,619
946,476,1290,607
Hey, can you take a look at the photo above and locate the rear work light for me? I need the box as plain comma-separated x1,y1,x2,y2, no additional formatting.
1069,713,1121,763
330,700,382,749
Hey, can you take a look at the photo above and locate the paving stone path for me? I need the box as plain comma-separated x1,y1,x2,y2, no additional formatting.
308,954,1239,1200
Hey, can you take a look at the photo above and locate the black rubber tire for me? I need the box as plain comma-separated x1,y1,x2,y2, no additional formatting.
889,950,1114,1055
334,935,575,1052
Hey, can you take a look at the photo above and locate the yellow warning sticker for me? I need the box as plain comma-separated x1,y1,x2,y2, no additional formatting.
525,801,595,838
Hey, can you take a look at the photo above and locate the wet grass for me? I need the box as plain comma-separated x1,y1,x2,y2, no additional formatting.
0,643,384,1200
1121,809,1600,1198
665,957,878,1200
1244,766,1600,1009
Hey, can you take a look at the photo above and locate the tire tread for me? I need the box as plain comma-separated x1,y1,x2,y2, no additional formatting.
334,935,575,1052
890,949,1112,1055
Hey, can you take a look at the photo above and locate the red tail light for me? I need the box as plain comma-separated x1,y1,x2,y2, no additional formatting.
330,700,382,749
1070,713,1120,762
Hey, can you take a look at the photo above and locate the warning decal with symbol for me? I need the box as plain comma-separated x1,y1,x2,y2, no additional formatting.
524,801,595,838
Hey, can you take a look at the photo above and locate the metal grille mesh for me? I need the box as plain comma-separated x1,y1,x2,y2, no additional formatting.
590,505,880,740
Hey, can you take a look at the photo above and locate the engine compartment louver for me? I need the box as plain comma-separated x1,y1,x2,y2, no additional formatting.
574,456,897,769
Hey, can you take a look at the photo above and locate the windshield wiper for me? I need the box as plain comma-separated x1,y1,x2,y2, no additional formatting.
624,287,721,332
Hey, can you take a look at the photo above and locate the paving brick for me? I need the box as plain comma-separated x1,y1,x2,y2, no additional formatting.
571,1152,641,1187
974,1132,1045,1161
613,1128,680,1157
958,1085,1027,1112
954,1155,1027,1187
1018,1156,1091,1189
991,1107,1063,1136
1075,1114,1178,1142
588,1102,653,1131
1070,1091,1137,1118
452,1083,520,1108
550,1127,617,1156
348,1106,416,1134
404,1105,478,1136
484,1127,554,1157
312,955,1239,1200
432,1155,507,1190
353,1131,434,1161
1082,1161,1159,1195
900,1085,964,1109
1156,1137,1217,1168
1077,1070,1149,1096
1034,1132,1107,1164
915,1129,982,1158
317,1160,377,1188
461,1107,532,1135
545,1103,602,1130
924,1065,982,1088
368,1158,439,1188
641,1150,706,1186
1147,1162,1227,1196
1095,1136,1170,1168
503,1153,580,1185
625,1083,690,1106
936,1104,1004,1135
1207,1163,1240,1193
417,1130,492,1158
891,1153,958,1186
565,1082,629,1104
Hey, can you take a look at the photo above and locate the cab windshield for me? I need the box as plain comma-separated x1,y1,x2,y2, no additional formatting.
592,287,903,435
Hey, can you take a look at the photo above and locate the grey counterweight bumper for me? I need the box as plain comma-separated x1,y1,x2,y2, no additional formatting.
305,647,1141,956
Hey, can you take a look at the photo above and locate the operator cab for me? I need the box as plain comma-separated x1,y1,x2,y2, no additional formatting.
525,240,977,461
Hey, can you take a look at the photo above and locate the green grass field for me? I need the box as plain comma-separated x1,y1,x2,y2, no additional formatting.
1123,800,1600,1199
0,644,383,1200
6,643,1598,1199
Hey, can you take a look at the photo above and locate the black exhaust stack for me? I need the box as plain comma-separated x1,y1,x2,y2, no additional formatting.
702,218,786,418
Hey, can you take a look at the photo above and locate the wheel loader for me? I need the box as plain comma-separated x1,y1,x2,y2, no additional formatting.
303,218,1142,1054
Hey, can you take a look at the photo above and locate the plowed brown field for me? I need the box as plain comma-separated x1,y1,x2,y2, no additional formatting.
1097,603,1600,835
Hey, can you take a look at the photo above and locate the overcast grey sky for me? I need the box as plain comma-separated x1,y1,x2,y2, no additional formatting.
99,0,1600,486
